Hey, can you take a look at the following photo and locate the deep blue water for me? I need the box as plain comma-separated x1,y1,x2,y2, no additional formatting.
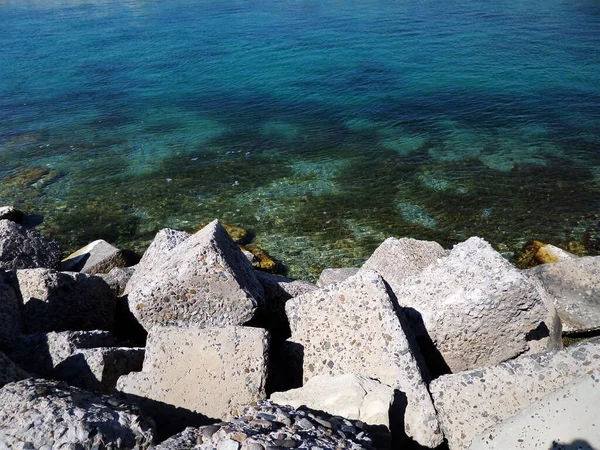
1,0,599,279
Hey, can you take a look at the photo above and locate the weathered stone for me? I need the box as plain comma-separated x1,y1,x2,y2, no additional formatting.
16,268,116,333
60,239,135,274
5,330,114,376
0,220,61,270
0,271,21,346
469,369,600,450
0,206,23,223
285,271,442,448
0,378,154,449
359,237,445,290
0,350,28,388
271,373,394,429
127,220,264,330
124,228,190,295
316,268,359,288
154,401,374,450
117,325,268,436
515,239,576,269
54,347,144,394
430,337,600,450
100,266,136,296
392,237,560,373
526,256,600,333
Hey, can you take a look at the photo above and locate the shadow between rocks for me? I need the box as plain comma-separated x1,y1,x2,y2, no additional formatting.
549,440,596,450
113,295,147,346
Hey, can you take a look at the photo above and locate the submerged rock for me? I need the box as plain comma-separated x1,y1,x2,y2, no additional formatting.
515,239,575,269
0,219,61,270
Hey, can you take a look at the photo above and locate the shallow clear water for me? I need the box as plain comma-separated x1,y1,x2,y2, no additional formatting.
1,0,599,280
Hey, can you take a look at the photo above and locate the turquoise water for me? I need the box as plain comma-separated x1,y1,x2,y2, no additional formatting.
1,0,599,280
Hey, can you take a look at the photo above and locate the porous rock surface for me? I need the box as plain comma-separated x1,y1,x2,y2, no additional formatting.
286,270,442,448
154,400,375,450
126,221,264,330
101,266,136,296
60,239,131,275
0,219,61,270
430,337,600,450
124,228,190,295
393,237,560,372
271,373,394,429
316,268,359,287
117,325,268,432
469,369,600,450
0,350,28,388
0,378,154,449
0,271,21,345
16,268,116,333
526,256,600,332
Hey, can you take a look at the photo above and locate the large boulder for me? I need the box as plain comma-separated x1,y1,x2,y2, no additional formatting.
392,237,560,373
469,369,600,450
0,378,154,449
526,256,600,333
0,271,21,346
0,219,61,270
117,325,269,438
271,373,394,430
124,228,190,295
285,271,442,449
0,350,28,388
430,337,600,450
60,239,136,275
154,400,375,450
16,268,116,333
127,220,264,330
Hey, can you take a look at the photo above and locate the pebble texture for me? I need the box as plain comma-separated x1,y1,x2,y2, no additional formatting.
60,239,131,274
124,228,190,295
0,271,21,346
117,326,269,429
154,400,375,450
316,268,359,288
430,337,600,450
359,237,445,291
0,378,154,449
0,219,61,270
0,350,28,388
16,268,116,333
526,256,600,332
127,220,264,330
55,347,145,394
271,373,394,429
285,271,442,448
469,369,600,450
394,237,560,372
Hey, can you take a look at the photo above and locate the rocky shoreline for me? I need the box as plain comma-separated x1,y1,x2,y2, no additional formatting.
0,207,599,449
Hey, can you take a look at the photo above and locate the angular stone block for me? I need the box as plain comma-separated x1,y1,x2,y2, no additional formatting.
127,220,264,330
285,271,442,448
16,268,116,333
0,219,61,270
60,239,134,274
430,337,600,450
316,267,359,287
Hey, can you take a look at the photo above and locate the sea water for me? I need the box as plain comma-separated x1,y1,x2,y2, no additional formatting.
1,0,599,280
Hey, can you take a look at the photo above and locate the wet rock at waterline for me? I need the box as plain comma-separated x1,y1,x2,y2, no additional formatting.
285,271,442,448
126,221,264,330
0,219,61,270
0,206,24,223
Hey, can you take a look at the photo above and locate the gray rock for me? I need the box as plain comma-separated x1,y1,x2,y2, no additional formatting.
124,228,190,295
0,271,21,346
393,237,560,372
0,220,61,270
430,337,600,450
285,271,442,448
16,268,116,333
0,350,28,388
316,268,359,288
5,330,114,376
0,206,23,223
271,373,394,429
127,220,264,330
154,401,374,450
100,266,136,296
469,369,600,450
359,237,445,290
526,256,600,333
60,239,133,274
117,325,268,435
0,378,154,449
54,347,144,394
